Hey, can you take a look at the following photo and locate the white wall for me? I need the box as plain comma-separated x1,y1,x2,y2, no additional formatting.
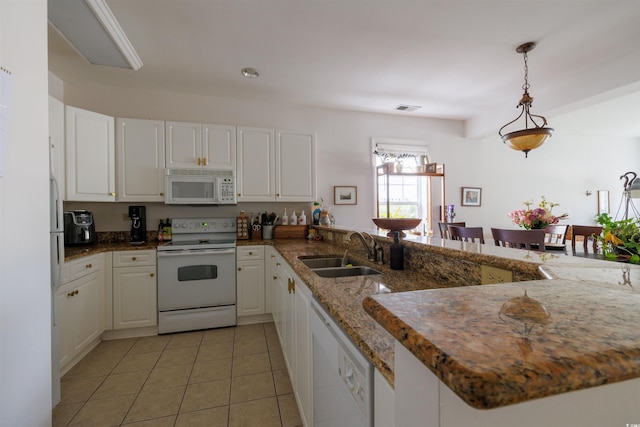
0,0,52,425
61,75,640,234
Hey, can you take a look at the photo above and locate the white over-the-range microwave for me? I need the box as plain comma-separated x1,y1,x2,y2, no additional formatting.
164,169,237,205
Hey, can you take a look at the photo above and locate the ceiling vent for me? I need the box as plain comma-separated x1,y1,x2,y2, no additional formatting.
395,105,421,112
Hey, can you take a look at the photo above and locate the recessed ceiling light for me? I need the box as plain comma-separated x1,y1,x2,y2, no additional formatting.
241,67,259,78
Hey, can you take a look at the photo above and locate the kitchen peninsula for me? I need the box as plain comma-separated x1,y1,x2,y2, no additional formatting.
301,225,640,426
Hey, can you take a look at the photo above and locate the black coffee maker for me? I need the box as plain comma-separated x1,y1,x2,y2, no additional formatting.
129,206,147,244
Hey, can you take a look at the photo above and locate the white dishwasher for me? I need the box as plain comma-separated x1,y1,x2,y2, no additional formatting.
311,298,373,427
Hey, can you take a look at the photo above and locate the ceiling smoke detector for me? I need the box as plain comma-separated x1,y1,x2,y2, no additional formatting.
395,105,421,112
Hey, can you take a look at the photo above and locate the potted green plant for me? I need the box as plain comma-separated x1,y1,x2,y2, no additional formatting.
596,213,640,264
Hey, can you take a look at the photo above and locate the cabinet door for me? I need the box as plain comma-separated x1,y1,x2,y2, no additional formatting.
276,130,316,202
49,96,66,201
67,270,105,357
237,127,275,202
116,118,166,202
203,124,236,170
165,121,202,169
236,259,265,316
294,277,313,426
65,106,115,201
113,265,157,329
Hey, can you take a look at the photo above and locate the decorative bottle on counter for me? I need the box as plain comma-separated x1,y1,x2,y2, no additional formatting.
390,231,404,270
299,210,306,225
282,208,289,225
290,211,297,225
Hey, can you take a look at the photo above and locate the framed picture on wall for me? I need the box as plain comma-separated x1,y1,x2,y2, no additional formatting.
334,186,357,205
461,187,482,207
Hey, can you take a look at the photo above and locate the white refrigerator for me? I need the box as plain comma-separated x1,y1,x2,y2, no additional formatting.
50,145,64,407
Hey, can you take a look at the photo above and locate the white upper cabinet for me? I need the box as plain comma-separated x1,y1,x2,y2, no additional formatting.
203,124,236,170
116,118,166,202
166,121,236,170
65,106,116,202
237,127,276,202
49,96,66,201
237,127,316,202
276,130,316,202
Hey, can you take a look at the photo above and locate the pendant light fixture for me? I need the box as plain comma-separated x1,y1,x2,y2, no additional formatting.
499,42,553,158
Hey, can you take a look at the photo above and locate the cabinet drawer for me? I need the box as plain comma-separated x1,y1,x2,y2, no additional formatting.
237,246,265,261
113,250,156,267
64,254,103,283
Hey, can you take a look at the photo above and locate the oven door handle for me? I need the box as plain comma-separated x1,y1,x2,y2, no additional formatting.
157,249,236,258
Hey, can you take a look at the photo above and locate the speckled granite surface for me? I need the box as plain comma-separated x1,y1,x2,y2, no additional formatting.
68,226,640,410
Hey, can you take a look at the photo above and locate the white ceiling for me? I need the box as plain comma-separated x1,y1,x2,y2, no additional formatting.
48,0,640,139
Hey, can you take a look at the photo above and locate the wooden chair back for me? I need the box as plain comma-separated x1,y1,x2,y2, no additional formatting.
449,226,485,244
544,224,568,244
570,225,603,254
491,228,546,251
438,221,466,239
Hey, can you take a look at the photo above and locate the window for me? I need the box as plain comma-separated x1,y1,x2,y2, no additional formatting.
373,140,429,232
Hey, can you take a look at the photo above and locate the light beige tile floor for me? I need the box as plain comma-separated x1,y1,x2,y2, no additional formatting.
53,322,303,427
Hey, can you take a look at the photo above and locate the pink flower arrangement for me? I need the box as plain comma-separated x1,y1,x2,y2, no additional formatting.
508,196,568,230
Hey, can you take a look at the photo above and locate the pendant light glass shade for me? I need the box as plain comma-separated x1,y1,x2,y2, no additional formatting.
499,42,553,158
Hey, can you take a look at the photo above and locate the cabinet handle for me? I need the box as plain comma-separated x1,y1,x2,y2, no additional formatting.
67,290,79,297
132,257,137,261
110,192,115,196
238,267,242,271
276,262,281,266
237,193,241,197
291,278,296,294
150,273,155,277
248,251,253,255
273,275,277,280
270,255,275,258
197,157,201,165
203,158,208,166
86,263,92,269
276,193,280,197
160,192,164,196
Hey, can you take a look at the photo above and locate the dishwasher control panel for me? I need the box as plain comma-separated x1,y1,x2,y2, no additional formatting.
338,342,368,417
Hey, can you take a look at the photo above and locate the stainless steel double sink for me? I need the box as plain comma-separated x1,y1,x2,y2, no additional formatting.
298,256,382,278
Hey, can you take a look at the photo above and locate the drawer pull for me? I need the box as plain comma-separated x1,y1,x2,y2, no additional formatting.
132,257,137,261
238,267,242,271
273,275,277,280
110,192,116,196
276,262,281,266
150,273,155,277
86,263,92,269
67,290,79,297
248,251,253,255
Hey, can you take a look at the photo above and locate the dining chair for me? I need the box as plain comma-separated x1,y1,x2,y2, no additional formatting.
438,221,466,239
570,225,603,254
448,226,485,244
491,228,546,251
543,224,568,250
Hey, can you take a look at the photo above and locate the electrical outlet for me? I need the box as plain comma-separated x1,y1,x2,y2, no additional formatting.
122,213,130,221
481,265,513,285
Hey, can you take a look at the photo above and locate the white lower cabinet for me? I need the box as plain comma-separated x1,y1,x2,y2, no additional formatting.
59,254,106,374
236,246,266,317
112,250,157,329
271,249,312,426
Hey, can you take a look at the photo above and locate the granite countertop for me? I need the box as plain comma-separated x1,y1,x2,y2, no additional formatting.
68,230,640,410
64,241,160,261
358,234,640,409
